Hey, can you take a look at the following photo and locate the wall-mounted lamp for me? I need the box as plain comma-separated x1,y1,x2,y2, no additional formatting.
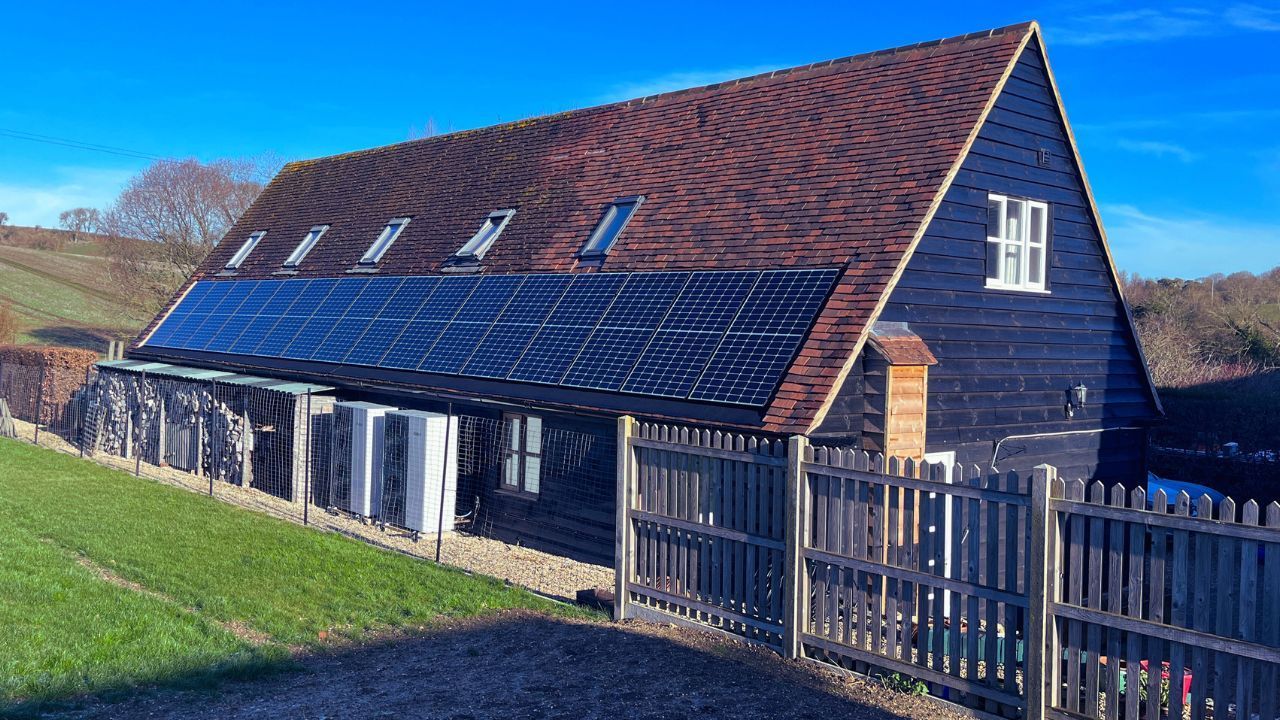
1072,383,1088,408
1064,383,1088,419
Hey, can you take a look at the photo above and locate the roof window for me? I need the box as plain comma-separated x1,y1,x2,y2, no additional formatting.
454,210,515,262
359,217,410,265
283,225,329,268
224,231,265,270
578,196,643,259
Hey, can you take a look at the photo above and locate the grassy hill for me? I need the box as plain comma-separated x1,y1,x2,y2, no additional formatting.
0,226,149,350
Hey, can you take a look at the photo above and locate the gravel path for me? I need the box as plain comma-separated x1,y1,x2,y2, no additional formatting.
46,611,969,720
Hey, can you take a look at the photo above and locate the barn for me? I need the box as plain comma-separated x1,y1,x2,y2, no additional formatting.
123,21,1161,567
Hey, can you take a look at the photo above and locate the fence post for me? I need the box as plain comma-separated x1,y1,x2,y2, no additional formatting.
33,364,46,445
783,434,809,660
134,371,146,477
303,389,312,526
1026,463,1058,720
614,415,636,621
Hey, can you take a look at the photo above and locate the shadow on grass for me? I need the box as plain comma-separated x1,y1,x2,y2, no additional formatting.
10,612,926,720
22,326,128,351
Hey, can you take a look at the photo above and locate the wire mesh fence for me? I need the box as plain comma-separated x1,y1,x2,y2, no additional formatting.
0,361,615,601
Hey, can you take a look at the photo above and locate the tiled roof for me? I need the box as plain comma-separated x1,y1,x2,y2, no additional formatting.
152,22,1034,433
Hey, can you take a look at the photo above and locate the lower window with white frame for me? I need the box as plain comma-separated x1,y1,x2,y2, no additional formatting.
502,412,542,496
986,193,1049,292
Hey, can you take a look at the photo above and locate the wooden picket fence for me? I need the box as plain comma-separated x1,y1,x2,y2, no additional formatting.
613,417,1280,720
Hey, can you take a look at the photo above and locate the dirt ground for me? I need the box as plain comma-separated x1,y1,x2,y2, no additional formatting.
45,612,968,720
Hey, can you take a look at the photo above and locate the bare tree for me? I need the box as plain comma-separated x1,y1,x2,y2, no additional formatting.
100,158,274,311
58,207,100,243
0,211,8,227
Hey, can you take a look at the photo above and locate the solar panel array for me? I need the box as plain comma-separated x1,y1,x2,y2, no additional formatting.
144,268,840,407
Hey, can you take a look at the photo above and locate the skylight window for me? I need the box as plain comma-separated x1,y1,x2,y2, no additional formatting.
283,225,329,268
224,231,265,270
454,210,516,262
359,217,410,265
578,196,643,259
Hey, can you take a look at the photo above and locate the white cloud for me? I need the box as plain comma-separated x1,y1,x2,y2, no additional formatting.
0,166,134,227
594,65,784,104
1051,4,1280,46
1225,3,1280,30
1102,203,1280,279
1116,139,1199,162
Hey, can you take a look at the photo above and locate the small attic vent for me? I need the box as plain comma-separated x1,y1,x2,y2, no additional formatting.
1037,148,1052,167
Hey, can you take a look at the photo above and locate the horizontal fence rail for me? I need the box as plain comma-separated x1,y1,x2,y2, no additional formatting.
615,419,1280,720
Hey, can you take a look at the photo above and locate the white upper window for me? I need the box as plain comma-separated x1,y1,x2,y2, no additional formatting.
283,225,329,268
455,210,515,261
986,194,1048,292
578,196,643,259
359,217,410,265
224,231,265,270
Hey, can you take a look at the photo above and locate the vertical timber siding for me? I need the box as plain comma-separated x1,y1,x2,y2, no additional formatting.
877,40,1157,483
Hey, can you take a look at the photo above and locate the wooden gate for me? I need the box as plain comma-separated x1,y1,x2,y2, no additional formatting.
798,445,1033,717
615,418,790,647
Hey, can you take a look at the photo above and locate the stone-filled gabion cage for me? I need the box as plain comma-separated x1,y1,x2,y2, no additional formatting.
84,360,334,502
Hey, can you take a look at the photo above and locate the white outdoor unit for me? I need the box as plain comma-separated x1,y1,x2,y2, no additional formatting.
381,410,458,537
331,401,397,518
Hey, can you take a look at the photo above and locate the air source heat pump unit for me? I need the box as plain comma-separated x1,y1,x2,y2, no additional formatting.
329,401,397,519
381,410,458,539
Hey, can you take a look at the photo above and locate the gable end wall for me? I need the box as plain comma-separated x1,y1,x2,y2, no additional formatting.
874,39,1158,483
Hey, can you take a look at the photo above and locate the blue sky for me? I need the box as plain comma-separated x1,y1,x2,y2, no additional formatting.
1,1,1277,279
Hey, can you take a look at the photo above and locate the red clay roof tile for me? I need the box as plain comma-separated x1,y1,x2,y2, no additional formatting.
147,23,1032,433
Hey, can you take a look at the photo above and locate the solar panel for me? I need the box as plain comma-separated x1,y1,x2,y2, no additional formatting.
280,278,366,360
561,272,688,391
418,275,523,374
252,278,337,356
689,268,839,405
621,270,760,398
310,276,404,363
201,280,278,351
146,282,213,347
175,281,247,349
507,273,629,385
342,276,440,365
158,281,232,349
139,267,839,409
462,274,573,379
379,276,479,369
227,279,307,354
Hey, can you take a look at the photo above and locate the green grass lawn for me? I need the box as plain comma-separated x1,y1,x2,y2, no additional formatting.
0,438,581,714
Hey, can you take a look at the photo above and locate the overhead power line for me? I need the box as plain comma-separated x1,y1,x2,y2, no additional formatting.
0,127,171,161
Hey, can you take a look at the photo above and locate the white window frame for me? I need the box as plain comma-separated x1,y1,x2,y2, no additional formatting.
224,231,265,270
455,210,516,261
985,193,1049,293
282,225,329,268
501,412,542,496
578,196,644,258
358,217,410,265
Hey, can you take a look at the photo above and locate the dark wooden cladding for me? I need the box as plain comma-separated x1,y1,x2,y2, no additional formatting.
870,39,1157,483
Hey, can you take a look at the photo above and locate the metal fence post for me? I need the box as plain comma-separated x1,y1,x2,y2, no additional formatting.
134,371,145,477
613,415,636,621
782,434,809,659
1026,463,1058,720
303,389,312,526
79,366,92,458
33,365,46,445
201,382,211,496
435,402,454,562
